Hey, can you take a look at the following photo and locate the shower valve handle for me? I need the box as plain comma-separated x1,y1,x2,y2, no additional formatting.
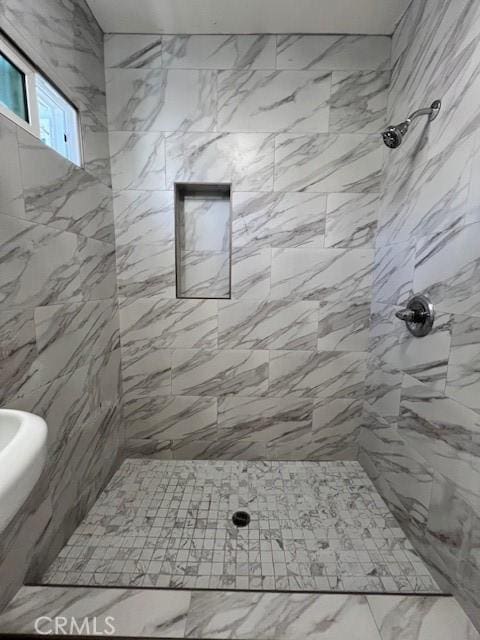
395,308,426,323
394,294,435,338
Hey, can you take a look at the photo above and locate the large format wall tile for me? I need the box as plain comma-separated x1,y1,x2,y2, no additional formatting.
218,299,318,350
106,69,217,132
0,308,37,405
166,132,275,190
329,71,390,134
217,395,313,443
232,192,326,249
0,117,24,219
116,243,176,300
105,34,386,472
311,397,363,460
120,297,218,350
274,134,383,193
0,2,122,614
325,193,379,248
124,395,218,444
414,222,480,317
109,132,166,191
270,248,374,302
276,35,391,71
0,214,81,308
18,131,114,244
171,349,269,397
317,300,370,352
113,191,174,246
446,315,480,411
269,350,367,399
104,34,163,69
372,241,415,305
217,70,330,133
162,35,276,69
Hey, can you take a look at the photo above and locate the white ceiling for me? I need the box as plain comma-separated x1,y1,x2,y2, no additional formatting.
86,0,410,35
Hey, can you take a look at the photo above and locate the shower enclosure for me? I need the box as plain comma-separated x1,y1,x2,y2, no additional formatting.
1,0,480,634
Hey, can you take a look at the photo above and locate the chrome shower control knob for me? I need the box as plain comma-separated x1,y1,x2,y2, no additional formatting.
395,294,435,337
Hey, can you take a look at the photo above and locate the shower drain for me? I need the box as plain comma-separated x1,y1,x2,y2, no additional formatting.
232,511,251,527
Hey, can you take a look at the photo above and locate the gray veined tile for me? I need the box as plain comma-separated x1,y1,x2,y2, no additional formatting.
166,132,275,191
77,236,117,301
218,299,318,350
367,595,480,640
33,301,119,390
178,251,230,299
121,347,172,400
217,70,330,133
0,214,81,308
18,130,114,243
104,34,163,69
372,241,415,305
414,221,480,317
178,196,230,252
269,350,367,399
325,193,379,249
217,395,312,443
185,591,382,639
317,299,370,352
116,243,175,300
0,308,37,405
329,71,390,134
106,68,216,132
425,470,476,591
113,190,174,246
232,191,326,249
274,134,383,193
171,349,269,397
0,115,25,219
270,247,374,302
376,138,471,247
109,132,166,191
162,35,276,69
119,297,217,350
276,35,391,71
399,375,480,510
368,303,452,392
0,586,191,637
364,359,403,421
231,246,271,300
311,398,363,460
446,315,480,411
124,395,218,444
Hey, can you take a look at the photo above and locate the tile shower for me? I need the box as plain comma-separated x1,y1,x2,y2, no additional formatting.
0,0,480,636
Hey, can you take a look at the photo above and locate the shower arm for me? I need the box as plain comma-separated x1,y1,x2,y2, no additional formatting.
406,100,442,125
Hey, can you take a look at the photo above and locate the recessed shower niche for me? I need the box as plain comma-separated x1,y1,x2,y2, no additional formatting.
175,182,232,299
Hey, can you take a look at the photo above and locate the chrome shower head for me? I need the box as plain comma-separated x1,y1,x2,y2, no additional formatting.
382,100,441,149
382,121,410,149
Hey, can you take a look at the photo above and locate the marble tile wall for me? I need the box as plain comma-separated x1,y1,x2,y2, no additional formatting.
0,0,111,185
0,0,123,614
104,34,391,462
359,0,480,630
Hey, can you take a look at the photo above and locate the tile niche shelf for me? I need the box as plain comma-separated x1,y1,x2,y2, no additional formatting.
175,182,232,299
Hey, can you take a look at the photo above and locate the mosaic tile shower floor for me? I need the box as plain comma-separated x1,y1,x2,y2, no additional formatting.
39,459,445,593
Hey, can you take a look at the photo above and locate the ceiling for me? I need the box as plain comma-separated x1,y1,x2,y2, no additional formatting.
86,0,411,35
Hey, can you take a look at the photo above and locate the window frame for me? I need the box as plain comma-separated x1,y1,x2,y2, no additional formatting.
0,34,39,136
0,33,82,166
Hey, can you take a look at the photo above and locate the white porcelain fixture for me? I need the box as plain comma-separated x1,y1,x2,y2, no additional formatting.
0,410,47,534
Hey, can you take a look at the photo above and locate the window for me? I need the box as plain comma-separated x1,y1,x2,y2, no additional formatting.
0,35,81,165
36,75,81,165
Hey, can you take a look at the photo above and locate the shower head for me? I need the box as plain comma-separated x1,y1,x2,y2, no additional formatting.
382,100,441,149
382,121,410,149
